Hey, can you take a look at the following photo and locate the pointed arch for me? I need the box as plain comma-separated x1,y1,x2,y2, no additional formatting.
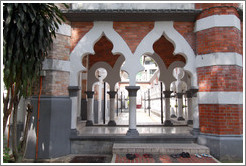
134,21,197,87
69,21,133,86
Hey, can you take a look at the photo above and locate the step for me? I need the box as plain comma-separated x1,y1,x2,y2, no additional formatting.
113,143,209,154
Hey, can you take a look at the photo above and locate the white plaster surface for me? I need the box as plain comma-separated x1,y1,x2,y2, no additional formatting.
192,96,199,129
72,3,194,10
135,21,197,87
42,59,70,72
69,21,133,86
196,52,243,67
87,56,125,91
198,92,243,104
195,15,241,32
56,23,71,36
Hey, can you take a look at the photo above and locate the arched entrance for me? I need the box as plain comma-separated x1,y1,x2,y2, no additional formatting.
69,21,198,136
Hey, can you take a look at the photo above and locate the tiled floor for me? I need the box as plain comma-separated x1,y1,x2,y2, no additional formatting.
77,109,192,136
114,154,219,163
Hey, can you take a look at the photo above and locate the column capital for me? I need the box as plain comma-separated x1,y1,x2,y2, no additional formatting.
176,93,184,98
85,91,94,98
186,90,193,98
190,88,199,97
68,86,81,97
163,90,173,98
125,86,140,97
107,91,117,98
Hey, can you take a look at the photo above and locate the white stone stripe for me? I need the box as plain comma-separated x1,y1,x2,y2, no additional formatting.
198,92,243,104
196,52,243,68
195,15,241,32
42,59,70,72
56,23,71,36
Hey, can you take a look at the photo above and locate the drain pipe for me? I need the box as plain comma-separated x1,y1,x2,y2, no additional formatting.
35,76,43,160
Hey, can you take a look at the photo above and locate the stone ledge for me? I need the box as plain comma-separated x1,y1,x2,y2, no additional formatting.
113,143,209,154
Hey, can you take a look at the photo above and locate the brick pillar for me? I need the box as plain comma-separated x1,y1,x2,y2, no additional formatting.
195,3,243,161
26,24,72,159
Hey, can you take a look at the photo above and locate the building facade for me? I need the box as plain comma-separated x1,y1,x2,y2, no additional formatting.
18,3,244,161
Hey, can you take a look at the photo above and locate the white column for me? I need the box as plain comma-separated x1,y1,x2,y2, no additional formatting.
177,93,185,121
163,91,173,126
85,91,94,126
107,91,117,126
126,86,140,136
68,86,81,131
191,89,199,135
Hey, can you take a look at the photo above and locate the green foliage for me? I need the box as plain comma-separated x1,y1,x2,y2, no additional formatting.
3,147,11,163
3,3,67,97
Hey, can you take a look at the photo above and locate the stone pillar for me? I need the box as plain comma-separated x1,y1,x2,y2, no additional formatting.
85,91,94,126
107,91,117,126
177,93,185,121
163,91,173,126
186,90,193,125
125,86,140,136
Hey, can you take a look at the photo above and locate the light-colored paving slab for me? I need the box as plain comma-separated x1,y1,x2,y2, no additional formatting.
113,143,210,154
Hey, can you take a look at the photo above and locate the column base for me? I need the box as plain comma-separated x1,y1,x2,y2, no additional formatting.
187,120,193,125
126,129,139,136
177,117,185,121
70,129,78,136
108,120,116,126
171,114,177,118
163,120,173,126
191,128,200,136
86,120,93,126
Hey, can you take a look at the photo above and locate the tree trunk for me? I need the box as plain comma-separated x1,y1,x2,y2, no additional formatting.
20,104,33,159
11,98,20,162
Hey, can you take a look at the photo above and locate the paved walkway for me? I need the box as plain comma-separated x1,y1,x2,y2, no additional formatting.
115,108,162,125
77,108,192,136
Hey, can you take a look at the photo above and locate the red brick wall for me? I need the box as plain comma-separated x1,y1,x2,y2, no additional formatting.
33,71,69,96
195,3,239,20
199,104,243,135
48,34,70,60
196,3,243,135
195,3,239,9
70,22,93,52
153,35,186,68
88,35,121,69
197,66,243,92
113,22,154,53
196,27,241,55
174,22,196,53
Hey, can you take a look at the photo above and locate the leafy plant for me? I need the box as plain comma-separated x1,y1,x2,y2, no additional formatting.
3,3,68,162
3,147,11,163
